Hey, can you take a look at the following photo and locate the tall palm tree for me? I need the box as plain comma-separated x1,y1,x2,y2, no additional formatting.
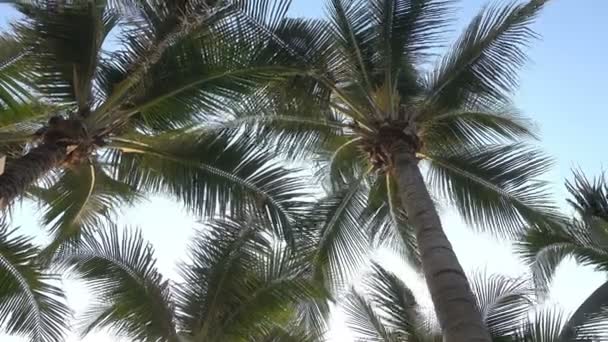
0,220,70,341
213,0,558,339
52,219,322,341
0,0,308,248
342,263,608,341
519,171,608,341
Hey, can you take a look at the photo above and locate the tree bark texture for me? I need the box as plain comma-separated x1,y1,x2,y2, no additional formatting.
393,150,491,342
0,143,66,209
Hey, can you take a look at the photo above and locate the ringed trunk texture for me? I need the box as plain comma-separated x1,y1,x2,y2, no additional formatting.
560,280,608,341
393,150,490,342
0,143,66,209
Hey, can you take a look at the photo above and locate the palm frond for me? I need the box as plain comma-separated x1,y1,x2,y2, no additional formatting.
29,162,140,253
420,106,537,147
0,34,33,108
0,223,69,342
15,1,117,108
364,263,423,339
174,218,270,338
367,0,453,109
467,272,533,338
566,170,608,220
325,0,377,113
106,128,309,241
424,142,559,237
53,225,178,341
366,173,421,270
343,291,396,342
515,307,566,342
425,0,549,110
296,179,369,291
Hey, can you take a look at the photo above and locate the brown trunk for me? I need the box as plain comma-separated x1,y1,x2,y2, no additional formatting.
393,150,490,342
0,143,66,209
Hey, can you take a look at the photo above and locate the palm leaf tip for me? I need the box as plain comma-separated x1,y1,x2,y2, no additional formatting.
53,225,178,341
0,224,70,342
425,142,559,237
427,0,550,109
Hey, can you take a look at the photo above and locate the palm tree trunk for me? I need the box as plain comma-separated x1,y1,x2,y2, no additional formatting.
393,150,490,342
560,280,608,341
0,143,66,208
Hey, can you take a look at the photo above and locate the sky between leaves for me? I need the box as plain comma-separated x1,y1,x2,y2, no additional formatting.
2,0,608,341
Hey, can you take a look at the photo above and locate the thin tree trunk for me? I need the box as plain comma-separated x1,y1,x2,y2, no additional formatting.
560,280,608,341
0,143,66,208
393,150,490,342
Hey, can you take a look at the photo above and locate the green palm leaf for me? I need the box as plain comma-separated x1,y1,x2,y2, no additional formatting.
30,162,140,253
425,0,549,110
0,34,32,108
296,179,369,291
106,129,308,241
0,223,69,342
468,273,533,339
175,217,318,340
424,142,558,237
15,1,118,108
53,225,179,341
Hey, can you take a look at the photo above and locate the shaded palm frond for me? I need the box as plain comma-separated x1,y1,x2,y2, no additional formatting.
29,162,140,253
366,173,421,270
106,129,309,241
0,34,33,108
53,225,178,341
425,142,559,237
15,0,117,108
567,170,608,220
175,217,319,340
515,307,567,342
295,179,369,292
420,106,537,148
425,0,548,110
468,272,533,338
0,223,69,342
343,291,396,342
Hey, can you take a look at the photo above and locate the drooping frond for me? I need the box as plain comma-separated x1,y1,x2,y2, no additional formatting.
29,162,140,253
343,291,396,342
0,34,33,108
0,223,69,342
467,272,533,339
419,106,537,148
175,218,318,340
517,171,608,293
424,142,559,237
296,179,369,291
106,128,309,241
514,307,567,342
425,0,549,110
53,225,179,341
15,1,117,108
366,173,421,270
363,263,424,340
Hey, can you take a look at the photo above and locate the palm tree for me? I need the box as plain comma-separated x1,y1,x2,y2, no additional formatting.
342,263,608,341
213,0,558,339
0,0,308,248
0,220,70,341
519,171,608,341
52,219,323,342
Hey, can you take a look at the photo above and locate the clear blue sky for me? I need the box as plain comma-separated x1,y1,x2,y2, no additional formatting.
2,1,608,341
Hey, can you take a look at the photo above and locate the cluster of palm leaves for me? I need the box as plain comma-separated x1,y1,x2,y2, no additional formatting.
0,0,606,341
